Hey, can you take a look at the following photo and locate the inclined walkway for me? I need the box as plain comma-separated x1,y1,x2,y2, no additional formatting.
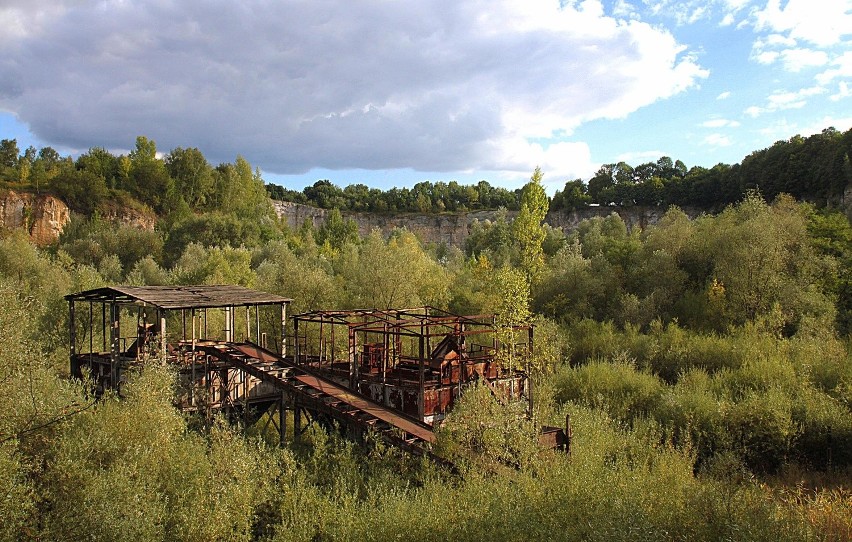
199,342,441,460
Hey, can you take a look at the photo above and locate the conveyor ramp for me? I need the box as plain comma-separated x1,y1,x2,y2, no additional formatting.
199,342,442,460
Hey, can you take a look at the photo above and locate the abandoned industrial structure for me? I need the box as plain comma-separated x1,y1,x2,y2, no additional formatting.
66,285,569,463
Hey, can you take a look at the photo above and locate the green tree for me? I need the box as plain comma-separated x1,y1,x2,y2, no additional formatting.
316,208,359,252
0,138,19,181
511,167,549,280
127,136,172,211
343,230,449,309
551,179,590,211
165,147,213,208
76,147,120,189
51,169,109,214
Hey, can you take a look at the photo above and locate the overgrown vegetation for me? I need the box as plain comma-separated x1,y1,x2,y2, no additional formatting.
0,135,851,540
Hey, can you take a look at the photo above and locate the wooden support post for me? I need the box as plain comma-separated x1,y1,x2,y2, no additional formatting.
348,326,357,390
224,306,232,342
280,303,287,357
205,354,212,429
109,301,119,391
255,304,260,345
191,309,196,407
319,315,322,366
528,325,534,418
565,413,572,457
159,311,167,363
293,317,300,364
279,392,287,446
294,405,301,444
245,306,251,343
68,300,76,376
88,302,93,356
492,315,498,353
382,323,388,405
102,303,107,352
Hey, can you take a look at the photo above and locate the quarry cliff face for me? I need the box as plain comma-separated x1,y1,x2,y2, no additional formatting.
0,190,71,245
0,191,157,246
272,200,696,246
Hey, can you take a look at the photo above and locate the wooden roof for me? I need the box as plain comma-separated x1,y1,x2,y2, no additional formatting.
65,285,291,310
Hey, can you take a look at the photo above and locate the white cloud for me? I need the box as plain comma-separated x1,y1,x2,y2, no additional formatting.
778,48,829,72
816,51,852,84
754,0,852,48
701,118,741,128
612,0,639,20
716,91,732,100
754,50,780,64
640,0,718,25
704,133,732,146
757,119,800,138
639,0,751,27
0,0,708,176
745,106,765,118
798,116,852,134
831,81,851,101
492,138,596,187
614,150,666,164
746,86,828,117
752,38,830,71
758,116,852,140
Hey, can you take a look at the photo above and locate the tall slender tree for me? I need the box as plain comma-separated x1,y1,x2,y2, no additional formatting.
512,167,549,281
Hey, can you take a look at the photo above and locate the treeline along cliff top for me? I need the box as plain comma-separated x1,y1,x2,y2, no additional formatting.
1,127,851,218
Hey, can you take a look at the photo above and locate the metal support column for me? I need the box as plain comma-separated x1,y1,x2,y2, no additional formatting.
418,328,425,421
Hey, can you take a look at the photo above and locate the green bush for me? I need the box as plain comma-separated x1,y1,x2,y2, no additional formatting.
724,390,796,473
553,356,665,423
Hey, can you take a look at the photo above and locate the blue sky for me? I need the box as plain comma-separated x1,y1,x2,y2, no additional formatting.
0,0,849,193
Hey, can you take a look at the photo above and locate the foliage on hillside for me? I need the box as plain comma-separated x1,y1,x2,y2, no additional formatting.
4,126,848,222
552,127,852,210
0,147,851,539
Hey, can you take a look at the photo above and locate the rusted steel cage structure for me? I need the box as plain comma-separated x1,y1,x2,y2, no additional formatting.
292,307,533,424
65,286,450,461
66,286,563,462
65,286,290,407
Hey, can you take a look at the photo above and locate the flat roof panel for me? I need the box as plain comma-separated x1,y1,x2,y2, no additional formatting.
66,285,292,310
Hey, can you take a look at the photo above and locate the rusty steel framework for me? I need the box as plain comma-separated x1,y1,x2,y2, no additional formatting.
292,307,534,424
65,285,290,399
64,286,447,461
66,286,569,463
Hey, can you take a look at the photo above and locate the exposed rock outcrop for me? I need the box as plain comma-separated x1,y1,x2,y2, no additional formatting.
0,190,158,245
0,190,71,245
98,204,157,231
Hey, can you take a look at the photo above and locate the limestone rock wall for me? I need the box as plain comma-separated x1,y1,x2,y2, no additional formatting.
0,190,158,245
0,190,71,245
272,200,700,247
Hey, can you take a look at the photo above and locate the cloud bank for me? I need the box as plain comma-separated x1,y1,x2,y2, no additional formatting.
0,0,706,178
